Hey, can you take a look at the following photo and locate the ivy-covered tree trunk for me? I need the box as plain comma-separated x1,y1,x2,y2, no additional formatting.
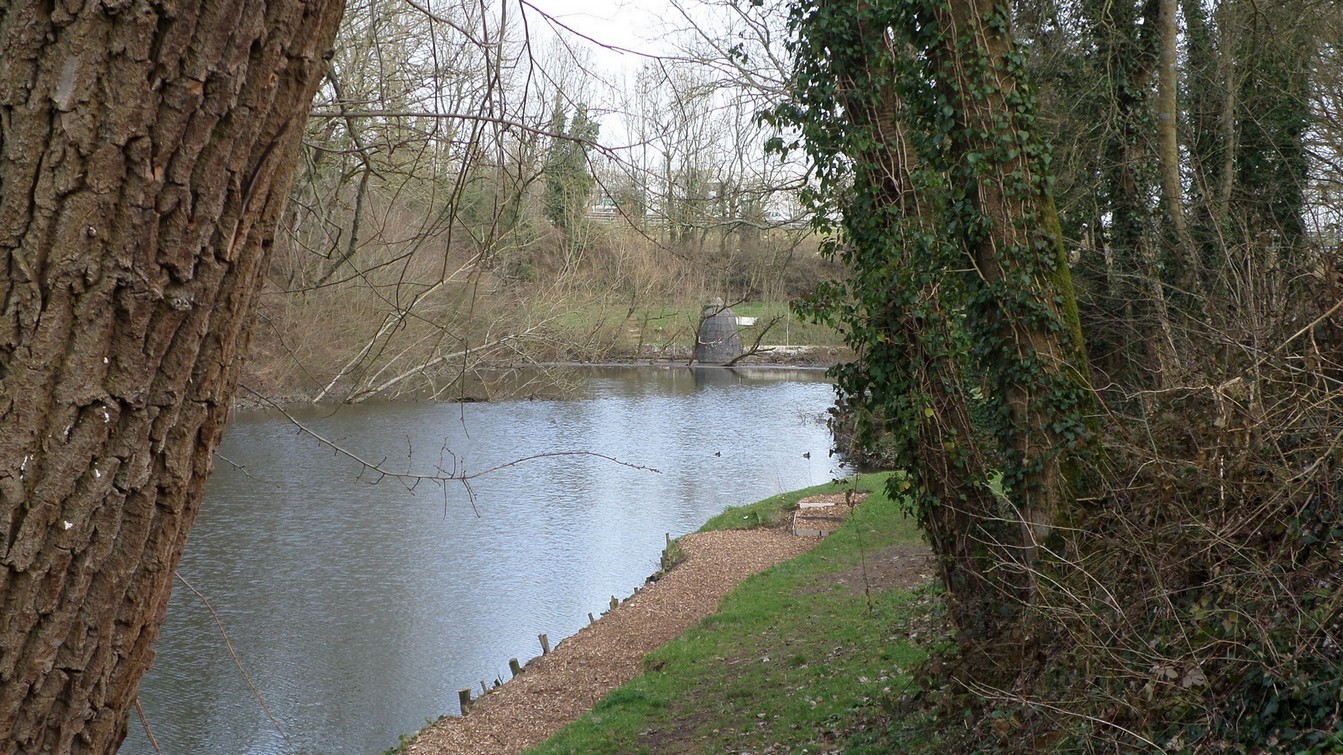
1181,0,1233,238
825,1,1010,640
0,0,343,749
928,0,1096,563
1082,0,1183,386
781,0,1098,642
1229,0,1312,254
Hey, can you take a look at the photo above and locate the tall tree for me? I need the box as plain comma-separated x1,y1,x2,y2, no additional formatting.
543,99,598,235
1157,0,1194,259
0,0,344,749
1089,0,1183,382
1227,0,1313,252
779,0,1097,643
927,0,1097,593
784,0,1007,639
1184,0,1316,282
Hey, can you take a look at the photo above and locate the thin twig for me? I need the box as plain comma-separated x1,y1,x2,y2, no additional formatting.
174,572,288,741
960,679,1165,753
212,452,271,484
1276,296,1343,353
240,386,661,485
133,698,162,754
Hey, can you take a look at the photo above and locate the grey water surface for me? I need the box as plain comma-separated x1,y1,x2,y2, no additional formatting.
120,366,840,755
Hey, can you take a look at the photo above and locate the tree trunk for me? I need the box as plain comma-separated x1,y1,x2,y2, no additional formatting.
0,0,344,749
1214,2,1237,225
818,0,1016,640
931,0,1097,563
1156,0,1203,305
1157,0,1191,247
855,46,1008,640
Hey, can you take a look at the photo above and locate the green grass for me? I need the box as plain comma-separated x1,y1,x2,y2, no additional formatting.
526,473,941,755
696,474,905,533
543,300,844,358
732,301,847,348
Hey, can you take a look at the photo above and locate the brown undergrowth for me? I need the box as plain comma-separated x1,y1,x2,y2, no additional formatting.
244,220,842,403
904,272,1343,753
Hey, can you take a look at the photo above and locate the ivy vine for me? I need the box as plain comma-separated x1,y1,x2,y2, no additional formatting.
766,0,1099,630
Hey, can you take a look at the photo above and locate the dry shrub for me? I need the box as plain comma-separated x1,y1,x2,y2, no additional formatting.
244,194,835,402
1019,384,1341,751
245,218,523,400
918,250,1343,753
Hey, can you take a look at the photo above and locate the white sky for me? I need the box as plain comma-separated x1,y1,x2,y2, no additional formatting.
522,0,677,75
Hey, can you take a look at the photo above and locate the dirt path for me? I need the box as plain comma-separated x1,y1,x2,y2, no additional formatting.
404,529,820,755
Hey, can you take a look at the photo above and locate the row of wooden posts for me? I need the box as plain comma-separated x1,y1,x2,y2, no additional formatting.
457,534,677,715
454,595,626,715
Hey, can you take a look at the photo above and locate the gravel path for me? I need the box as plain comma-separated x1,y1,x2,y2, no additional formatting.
405,529,819,755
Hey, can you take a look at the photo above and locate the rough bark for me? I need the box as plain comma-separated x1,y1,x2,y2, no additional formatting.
0,0,344,750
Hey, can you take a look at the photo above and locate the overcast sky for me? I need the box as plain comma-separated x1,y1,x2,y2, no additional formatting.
523,0,676,75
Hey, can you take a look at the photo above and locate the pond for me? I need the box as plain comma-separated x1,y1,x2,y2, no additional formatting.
120,366,842,754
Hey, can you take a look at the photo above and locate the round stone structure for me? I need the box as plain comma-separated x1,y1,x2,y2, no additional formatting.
694,301,743,364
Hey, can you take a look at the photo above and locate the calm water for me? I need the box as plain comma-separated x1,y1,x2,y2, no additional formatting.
120,366,840,755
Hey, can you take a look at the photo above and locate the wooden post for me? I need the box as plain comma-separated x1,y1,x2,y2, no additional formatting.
480,680,488,695
509,658,522,677
539,633,550,655
665,532,672,547
588,612,596,624
458,688,472,715
609,595,619,611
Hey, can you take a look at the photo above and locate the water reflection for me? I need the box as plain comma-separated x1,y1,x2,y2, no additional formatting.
122,366,839,754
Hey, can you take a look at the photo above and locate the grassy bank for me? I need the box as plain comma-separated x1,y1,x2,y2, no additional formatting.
540,300,848,363
527,473,944,755
245,293,849,402
246,215,848,401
